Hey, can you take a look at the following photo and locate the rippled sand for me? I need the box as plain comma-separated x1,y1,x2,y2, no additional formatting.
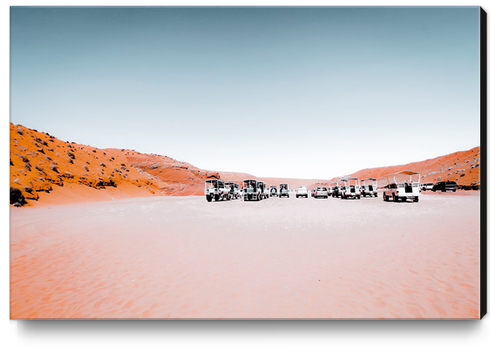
10,192,480,319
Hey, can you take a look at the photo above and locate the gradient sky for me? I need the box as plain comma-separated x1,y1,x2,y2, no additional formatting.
10,7,481,179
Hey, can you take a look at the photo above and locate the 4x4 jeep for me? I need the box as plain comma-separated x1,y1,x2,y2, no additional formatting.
270,185,278,197
296,186,308,198
258,181,269,199
279,183,290,198
432,181,458,192
360,178,378,197
205,179,230,202
329,182,341,198
225,182,241,199
340,178,361,199
243,179,262,201
383,171,420,202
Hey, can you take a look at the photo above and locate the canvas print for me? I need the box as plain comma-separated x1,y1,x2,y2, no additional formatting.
10,6,483,319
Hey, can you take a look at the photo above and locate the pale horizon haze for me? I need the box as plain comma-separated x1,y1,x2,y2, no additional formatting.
10,7,481,179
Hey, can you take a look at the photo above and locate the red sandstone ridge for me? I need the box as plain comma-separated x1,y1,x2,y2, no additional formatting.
9,123,254,206
332,147,480,189
9,123,168,206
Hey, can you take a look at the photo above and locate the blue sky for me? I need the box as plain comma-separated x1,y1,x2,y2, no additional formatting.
10,7,480,179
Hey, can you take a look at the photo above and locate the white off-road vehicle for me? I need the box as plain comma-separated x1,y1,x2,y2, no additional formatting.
205,179,230,202
296,186,308,198
279,183,290,198
258,181,269,199
243,179,262,201
383,171,420,203
360,178,378,198
225,182,241,199
340,178,361,199
270,185,278,197
312,186,328,199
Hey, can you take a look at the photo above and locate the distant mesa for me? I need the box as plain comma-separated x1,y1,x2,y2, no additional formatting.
10,122,480,206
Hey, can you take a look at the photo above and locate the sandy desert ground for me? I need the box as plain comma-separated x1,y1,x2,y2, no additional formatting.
10,191,480,319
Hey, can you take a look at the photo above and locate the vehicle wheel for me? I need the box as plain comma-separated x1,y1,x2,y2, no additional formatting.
215,195,220,202
402,197,407,202
383,193,387,201
393,194,397,202
414,196,419,202
374,193,377,197
442,189,446,192
357,195,360,199
206,195,212,202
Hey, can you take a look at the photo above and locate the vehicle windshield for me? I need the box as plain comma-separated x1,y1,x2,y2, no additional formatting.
205,180,218,189
244,181,256,188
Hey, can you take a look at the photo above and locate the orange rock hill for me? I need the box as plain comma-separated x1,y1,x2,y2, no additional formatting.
306,147,480,190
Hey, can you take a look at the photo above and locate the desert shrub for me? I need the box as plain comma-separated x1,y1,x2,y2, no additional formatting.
10,187,26,206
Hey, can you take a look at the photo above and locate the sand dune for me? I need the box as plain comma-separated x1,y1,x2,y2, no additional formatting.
10,192,480,319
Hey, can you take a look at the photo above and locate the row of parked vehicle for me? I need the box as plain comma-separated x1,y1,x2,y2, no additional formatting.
204,173,459,203
204,179,291,202
204,178,379,202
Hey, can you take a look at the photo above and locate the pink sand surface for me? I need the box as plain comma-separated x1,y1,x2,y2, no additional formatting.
10,192,480,319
